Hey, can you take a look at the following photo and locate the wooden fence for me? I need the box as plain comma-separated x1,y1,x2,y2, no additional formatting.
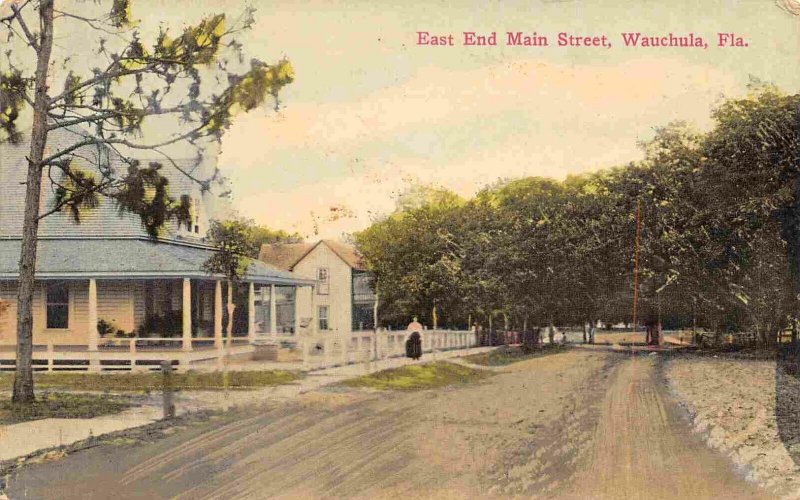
694,329,794,347
300,329,477,370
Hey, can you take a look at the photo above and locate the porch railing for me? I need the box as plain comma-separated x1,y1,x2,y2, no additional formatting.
0,337,254,372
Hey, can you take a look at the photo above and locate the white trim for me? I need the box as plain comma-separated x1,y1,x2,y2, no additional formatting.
316,267,330,295
318,305,330,331
42,280,73,332
0,273,315,286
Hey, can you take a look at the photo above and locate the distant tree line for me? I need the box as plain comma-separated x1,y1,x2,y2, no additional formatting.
354,86,800,347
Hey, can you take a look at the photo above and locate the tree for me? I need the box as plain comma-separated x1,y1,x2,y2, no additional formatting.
556,172,631,342
202,217,257,331
354,185,466,327
583,123,709,345
697,86,799,344
250,224,303,257
0,0,293,403
471,178,566,338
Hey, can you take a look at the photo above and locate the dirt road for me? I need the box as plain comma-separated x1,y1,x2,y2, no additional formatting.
5,349,771,499
569,355,767,499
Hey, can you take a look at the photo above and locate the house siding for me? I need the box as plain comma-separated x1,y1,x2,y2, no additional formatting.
0,282,17,343
294,244,353,334
1,281,88,345
133,281,147,327
96,280,136,334
0,127,225,240
0,279,144,344
0,129,146,238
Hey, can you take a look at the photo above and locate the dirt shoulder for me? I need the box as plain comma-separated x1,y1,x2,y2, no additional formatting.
666,354,800,498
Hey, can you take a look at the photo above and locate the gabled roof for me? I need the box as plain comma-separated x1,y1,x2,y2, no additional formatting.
322,240,365,270
258,243,316,271
0,238,315,285
259,240,366,271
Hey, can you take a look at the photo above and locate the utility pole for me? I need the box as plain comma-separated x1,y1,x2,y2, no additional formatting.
632,199,642,334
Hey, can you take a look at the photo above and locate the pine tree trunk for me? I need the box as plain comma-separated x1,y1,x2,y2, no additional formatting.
13,0,55,405
788,108,800,303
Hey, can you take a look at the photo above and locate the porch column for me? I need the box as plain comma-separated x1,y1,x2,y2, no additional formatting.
372,292,379,360
373,292,379,332
214,280,223,349
182,278,192,351
310,284,317,334
226,283,234,348
269,284,277,336
293,287,300,335
87,279,98,351
248,282,255,343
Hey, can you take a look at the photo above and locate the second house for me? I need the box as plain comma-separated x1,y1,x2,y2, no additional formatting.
259,240,377,335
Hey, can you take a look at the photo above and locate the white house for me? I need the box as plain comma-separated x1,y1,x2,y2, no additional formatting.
258,240,377,335
0,127,314,371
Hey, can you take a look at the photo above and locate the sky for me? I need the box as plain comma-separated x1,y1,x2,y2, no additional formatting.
8,0,800,239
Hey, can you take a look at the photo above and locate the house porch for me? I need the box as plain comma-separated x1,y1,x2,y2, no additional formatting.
0,278,309,372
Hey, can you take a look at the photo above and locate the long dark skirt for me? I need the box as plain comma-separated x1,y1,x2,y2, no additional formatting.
406,332,422,360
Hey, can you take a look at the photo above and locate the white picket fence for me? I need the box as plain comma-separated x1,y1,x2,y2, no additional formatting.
300,329,477,369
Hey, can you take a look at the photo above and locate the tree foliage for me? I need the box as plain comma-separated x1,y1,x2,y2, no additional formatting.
355,87,800,346
202,218,258,282
250,225,303,255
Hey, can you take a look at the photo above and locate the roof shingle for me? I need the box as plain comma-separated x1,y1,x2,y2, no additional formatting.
0,238,314,285
259,240,366,271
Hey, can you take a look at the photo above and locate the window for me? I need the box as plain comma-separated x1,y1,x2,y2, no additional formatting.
318,305,329,331
352,272,375,303
276,286,296,334
192,197,201,234
352,303,374,331
254,285,271,334
183,197,202,235
316,267,330,295
46,282,69,329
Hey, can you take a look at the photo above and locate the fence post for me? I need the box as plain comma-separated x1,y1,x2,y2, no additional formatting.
363,335,372,372
161,361,175,419
127,338,135,371
302,336,310,370
324,338,331,368
47,340,54,372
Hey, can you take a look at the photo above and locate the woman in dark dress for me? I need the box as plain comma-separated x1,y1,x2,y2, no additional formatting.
406,331,422,360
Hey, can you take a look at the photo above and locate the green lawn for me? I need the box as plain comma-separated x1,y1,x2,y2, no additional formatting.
0,392,131,424
0,370,302,393
339,361,492,391
464,344,570,367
